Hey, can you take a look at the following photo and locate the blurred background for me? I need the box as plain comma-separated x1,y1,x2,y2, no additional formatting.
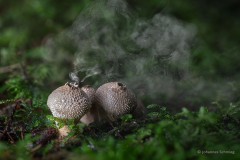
1,0,240,111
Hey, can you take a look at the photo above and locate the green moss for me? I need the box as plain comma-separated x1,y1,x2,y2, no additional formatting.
0,0,239,159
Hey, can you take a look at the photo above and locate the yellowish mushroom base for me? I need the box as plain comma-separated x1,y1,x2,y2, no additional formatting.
58,125,71,139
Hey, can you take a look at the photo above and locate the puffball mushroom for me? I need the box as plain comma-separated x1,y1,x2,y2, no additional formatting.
47,83,91,137
80,85,96,125
95,82,137,121
81,85,95,103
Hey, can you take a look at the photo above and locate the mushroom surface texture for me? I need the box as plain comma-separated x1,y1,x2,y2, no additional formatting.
95,82,137,121
81,85,95,104
47,83,91,119
80,85,96,125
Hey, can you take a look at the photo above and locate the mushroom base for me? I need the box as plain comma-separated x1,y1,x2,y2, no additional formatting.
58,125,71,139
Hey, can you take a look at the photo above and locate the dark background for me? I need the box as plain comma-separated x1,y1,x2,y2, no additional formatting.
0,1,240,159
1,0,240,106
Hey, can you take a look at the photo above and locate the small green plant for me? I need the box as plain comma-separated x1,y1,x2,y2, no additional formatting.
0,1,240,160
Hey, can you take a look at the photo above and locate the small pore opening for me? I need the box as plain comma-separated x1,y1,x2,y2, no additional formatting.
117,82,123,86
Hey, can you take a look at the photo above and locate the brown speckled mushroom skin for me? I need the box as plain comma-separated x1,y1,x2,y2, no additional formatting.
47,84,90,119
81,85,95,104
80,85,96,125
95,82,137,121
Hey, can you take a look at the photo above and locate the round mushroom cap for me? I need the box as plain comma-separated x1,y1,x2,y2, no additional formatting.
95,82,137,120
81,85,95,104
47,84,90,119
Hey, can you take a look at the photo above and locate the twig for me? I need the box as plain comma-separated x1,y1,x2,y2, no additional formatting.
6,132,15,144
0,119,11,140
107,127,118,135
0,128,7,140
31,144,43,153
0,64,20,74
20,126,24,140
